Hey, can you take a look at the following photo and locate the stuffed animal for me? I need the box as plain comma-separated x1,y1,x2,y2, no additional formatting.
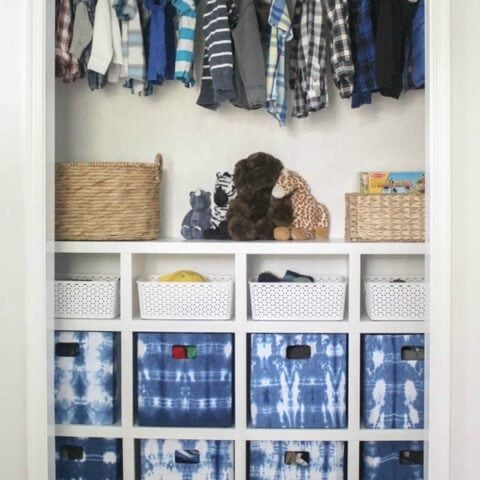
180,189,212,239
226,152,293,240
204,172,237,240
271,169,330,240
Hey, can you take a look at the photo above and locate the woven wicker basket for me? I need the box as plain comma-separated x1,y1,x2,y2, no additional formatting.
345,193,425,242
56,154,162,240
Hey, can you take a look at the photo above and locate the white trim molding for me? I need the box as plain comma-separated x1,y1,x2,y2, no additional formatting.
425,0,452,478
25,0,55,478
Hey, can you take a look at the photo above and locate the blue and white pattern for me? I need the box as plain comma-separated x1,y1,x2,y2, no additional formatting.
361,441,424,479
55,437,122,480
55,331,119,425
139,439,234,480
137,333,234,427
250,334,347,428
362,335,425,429
249,441,345,480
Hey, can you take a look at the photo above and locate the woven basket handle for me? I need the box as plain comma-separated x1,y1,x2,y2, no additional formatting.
154,153,163,182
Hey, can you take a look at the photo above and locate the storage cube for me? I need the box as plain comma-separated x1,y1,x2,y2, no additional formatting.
249,276,347,320
55,275,120,319
362,335,425,429
137,276,234,319
137,333,233,427
250,333,347,428
361,441,424,479
139,439,233,480
249,441,345,480
55,437,122,480
364,276,426,320
55,331,120,425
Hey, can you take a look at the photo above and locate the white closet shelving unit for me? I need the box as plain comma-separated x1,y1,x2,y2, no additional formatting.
55,239,427,479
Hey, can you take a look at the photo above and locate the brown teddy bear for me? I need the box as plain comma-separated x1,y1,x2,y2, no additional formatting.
227,152,293,240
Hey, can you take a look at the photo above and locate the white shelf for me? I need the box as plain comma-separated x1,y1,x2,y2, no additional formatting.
55,238,427,255
54,242,428,480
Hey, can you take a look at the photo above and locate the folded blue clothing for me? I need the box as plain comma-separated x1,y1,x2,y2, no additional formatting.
249,441,345,480
137,333,234,427
250,333,348,428
139,439,234,480
55,437,122,480
361,441,424,479
54,331,119,425
362,334,425,429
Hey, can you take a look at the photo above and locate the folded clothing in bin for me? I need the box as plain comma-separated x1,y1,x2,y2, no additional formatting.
362,334,425,429
250,333,347,428
139,439,233,480
361,441,424,479
55,331,119,425
55,437,122,480
249,441,345,480
137,333,234,427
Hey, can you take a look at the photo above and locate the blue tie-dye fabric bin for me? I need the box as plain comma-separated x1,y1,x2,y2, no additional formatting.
249,333,348,428
137,333,234,427
249,441,345,480
55,331,120,425
139,439,234,480
361,441,424,479
55,437,122,480
362,334,425,429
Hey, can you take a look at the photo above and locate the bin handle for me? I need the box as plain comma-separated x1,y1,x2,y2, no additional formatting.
284,451,310,465
286,345,311,360
55,343,80,357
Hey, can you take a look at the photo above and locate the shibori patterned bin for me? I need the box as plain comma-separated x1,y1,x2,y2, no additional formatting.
137,333,234,427
55,331,120,425
361,441,424,480
249,441,345,480
55,437,122,480
139,439,234,480
362,335,425,429
249,333,348,429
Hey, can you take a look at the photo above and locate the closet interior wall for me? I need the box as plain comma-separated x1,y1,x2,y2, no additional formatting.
55,82,425,238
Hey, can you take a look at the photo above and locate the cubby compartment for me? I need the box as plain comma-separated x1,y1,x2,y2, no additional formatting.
54,331,121,425
249,333,348,428
136,332,234,427
361,255,425,321
361,334,425,429
137,439,234,480
249,441,346,480
133,254,235,320
55,437,123,480
360,441,424,479
247,255,348,321
55,253,121,319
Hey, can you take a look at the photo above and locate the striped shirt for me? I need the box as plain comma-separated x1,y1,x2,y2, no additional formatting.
172,0,197,87
115,0,147,94
202,0,235,102
266,0,292,126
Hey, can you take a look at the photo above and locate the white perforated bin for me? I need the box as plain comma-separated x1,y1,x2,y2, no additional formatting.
364,275,426,320
137,276,234,320
54,274,120,319
249,276,347,321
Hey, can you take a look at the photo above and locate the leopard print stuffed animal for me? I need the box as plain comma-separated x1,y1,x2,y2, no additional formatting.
271,169,330,240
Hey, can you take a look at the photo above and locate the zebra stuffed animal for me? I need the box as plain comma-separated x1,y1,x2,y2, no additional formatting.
204,172,237,240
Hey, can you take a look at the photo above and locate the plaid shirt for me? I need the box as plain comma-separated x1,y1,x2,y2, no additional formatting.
266,0,293,126
56,0,82,82
351,0,377,108
291,0,354,118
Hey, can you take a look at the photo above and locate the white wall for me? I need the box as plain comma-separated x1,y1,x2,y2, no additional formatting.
450,0,480,477
55,80,425,238
0,0,27,478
